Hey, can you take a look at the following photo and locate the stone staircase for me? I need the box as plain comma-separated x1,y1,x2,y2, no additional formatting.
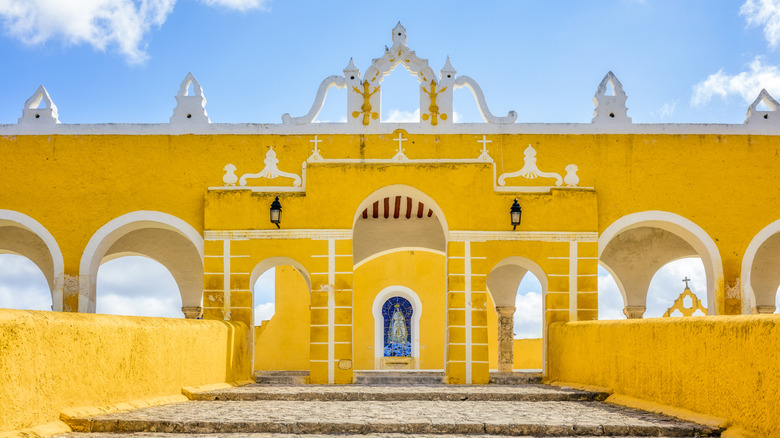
254,370,309,385
353,370,446,385
58,384,722,437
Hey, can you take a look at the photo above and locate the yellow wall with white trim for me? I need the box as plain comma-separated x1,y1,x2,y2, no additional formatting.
547,316,780,437
0,309,250,433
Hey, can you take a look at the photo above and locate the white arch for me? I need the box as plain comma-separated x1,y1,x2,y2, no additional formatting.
79,211,204,313
371,285,423,369
0,210,65,311
741,218,780,314
599,211,724,315
351,184,449,234
598,260,627,308
250,256,312,293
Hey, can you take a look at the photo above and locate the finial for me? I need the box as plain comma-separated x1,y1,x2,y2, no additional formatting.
344,57,359,73
682,276,691,289
19,85,59,124
391,22,407,46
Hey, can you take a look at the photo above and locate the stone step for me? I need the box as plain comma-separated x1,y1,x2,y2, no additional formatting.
253,370,309,385
489,372,543,385
62,400,721,436
188,384,608,402
353,370,445,385
58,434,710,438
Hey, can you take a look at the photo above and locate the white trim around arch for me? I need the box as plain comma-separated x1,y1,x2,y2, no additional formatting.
249,257,312,293
741,218,780,314
0,210,65,311
371,285,423,369
598,211,724,315
78,211,205,313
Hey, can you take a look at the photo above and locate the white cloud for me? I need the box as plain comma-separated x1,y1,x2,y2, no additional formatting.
96,256,184,318
0,0,269,64
659,100,677,118
691,56,780,107
598,267,627,320
513,290,542,339
0,254,52,311
741,0,780,49
200,0,269,12
254,302,274,325
383,108,420,123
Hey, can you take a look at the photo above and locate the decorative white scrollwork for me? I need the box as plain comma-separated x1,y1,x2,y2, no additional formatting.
235,147,302,187
454,76,517,124
498,145,563,187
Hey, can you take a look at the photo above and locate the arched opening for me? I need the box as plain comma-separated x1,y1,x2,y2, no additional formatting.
742,219,780,314
96,255,183,318
352,185,446,371
487,257,547,373
645,258,707,318
0,254,52,311
250,258,311,374
0,211,64,311
379,64,421,123
599,212,723,317
80,212,204,316
597,264,627,320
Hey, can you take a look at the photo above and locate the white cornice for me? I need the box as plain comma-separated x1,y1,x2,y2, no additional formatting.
2,122,779,136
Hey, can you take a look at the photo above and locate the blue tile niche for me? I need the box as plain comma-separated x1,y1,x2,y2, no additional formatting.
382,296,413,357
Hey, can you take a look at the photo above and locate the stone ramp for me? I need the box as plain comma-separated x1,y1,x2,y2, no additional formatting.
61,399,719,436
189,383,607,402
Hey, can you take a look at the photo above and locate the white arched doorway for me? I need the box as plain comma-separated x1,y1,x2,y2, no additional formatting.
742,218,780,314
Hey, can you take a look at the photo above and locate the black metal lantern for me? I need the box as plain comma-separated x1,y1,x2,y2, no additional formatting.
270,196,282,228
510,198,522,230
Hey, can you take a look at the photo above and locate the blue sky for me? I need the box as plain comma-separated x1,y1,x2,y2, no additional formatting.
2,1,780,334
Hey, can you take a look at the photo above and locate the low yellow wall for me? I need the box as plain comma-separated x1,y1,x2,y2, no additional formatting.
548,316,780,437
0,309,250,433
513,338,542,370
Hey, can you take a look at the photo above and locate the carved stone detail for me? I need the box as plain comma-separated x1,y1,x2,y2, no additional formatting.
182,306,203,319
623,305,645,319
496,306,516,373
745,88,780,125
170,72,210,125
498,145,564,187
237,147,302,187
755,305,776,314
592,71,631,124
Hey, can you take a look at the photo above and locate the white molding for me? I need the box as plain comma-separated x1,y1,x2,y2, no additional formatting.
740,218,780,314
0,210,65,311
598,211,724,315
8,122,780,136
372,286,422,369
204,229,352,240
353,247,445,270
449,231,598,242
464,241,472,384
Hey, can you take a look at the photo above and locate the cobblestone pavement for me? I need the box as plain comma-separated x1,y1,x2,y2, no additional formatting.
63,399,717,436
60,434,698,438
190,384,607,402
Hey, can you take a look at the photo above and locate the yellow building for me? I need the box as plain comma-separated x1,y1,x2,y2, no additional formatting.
1,23,779,386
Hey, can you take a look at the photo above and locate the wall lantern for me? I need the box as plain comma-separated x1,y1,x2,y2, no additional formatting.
270,196,282,228
510,198,522,230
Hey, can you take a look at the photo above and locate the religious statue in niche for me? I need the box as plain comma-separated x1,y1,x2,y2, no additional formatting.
382,297,412,357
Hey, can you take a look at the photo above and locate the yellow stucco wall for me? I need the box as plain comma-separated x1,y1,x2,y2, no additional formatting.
253,265,310,370
547,316,780,437
513,338,543,370
2,133,775,314
0,309,250,433
352,250,446,370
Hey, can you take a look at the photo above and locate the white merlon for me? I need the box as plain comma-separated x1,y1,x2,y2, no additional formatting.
592,71,631,124
170,73,210,125
745,88,780,125
19,85,59,125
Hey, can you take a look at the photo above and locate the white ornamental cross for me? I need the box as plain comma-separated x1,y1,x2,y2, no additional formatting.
309,135,323,160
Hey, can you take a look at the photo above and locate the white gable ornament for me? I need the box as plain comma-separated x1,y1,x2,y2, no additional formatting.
282,23,517,131
592,71,631,124
745,89,780,125
170,73,210,125
19,85,59,125
498,145,581,189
